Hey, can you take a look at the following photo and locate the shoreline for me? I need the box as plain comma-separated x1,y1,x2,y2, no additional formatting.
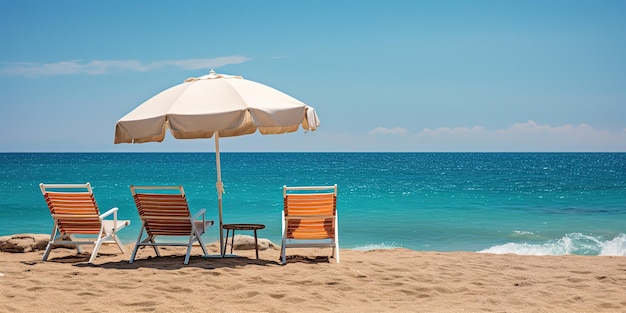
3,232,626,256
1,242,625,312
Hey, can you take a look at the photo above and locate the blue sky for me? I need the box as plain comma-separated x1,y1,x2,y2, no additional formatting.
1,1,625,152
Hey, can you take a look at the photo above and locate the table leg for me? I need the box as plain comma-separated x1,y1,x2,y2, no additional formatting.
222,229,230,257
230,230,235,254
254,229,259,259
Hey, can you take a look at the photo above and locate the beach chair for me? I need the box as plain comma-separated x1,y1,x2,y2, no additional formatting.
281,185,339,264
129,185,214,264
39,183,130,263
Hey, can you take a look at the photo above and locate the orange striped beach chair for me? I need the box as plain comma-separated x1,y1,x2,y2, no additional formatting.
281,185,339,264
129,185,214,264
39,183,130,263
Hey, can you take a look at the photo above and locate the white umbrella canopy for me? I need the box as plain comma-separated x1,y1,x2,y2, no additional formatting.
115,71,319,143
114,70,320,255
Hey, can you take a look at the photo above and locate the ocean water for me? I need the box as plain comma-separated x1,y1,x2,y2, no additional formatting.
1,152,625,256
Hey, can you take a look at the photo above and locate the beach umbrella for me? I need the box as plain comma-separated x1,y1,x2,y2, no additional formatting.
114,70,320,255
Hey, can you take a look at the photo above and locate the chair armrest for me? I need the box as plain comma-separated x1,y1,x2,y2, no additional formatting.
191,208,206,221
100,207,119,221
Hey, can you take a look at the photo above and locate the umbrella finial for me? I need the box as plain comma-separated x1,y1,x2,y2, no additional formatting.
209,68,216,75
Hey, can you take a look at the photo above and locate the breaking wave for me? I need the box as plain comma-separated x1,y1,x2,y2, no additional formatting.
479,233,626,256
352,242,404,251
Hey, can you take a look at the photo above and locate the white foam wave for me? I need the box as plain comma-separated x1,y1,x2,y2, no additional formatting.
600,233,626,256
479,233,626,256
352,242,403,251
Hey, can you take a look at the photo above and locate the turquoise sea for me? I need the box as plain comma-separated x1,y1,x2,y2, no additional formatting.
1,152,625,256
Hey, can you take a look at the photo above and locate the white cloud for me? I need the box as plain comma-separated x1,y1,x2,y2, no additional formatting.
417,125,486,136
417,120,608,138
0,56,251,77
358,120,626,152
368,127,409,135
409,120,626,152
502,120,594,134
151,57,250,70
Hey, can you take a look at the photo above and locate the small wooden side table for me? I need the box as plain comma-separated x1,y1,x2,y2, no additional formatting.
222,223,266,259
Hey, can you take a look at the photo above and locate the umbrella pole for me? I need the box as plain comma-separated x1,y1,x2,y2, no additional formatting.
215,131,225,256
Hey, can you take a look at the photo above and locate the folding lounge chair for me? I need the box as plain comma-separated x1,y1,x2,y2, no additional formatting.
129,185,214,264
39,183,130,263
281,185,339,264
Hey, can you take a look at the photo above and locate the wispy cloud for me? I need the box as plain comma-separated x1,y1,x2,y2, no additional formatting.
417,121,609,138
417,125,486,136
0,56,251,77
368,127,409,135
367,121,626,151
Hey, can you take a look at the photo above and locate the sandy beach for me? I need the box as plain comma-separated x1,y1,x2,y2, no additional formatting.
1,239,625,313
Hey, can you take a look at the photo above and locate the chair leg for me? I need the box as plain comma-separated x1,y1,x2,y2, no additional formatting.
197,234,209,257
42,225,58,262
281,211,287,264
130,227,145,263
150,237,161,256
70,235,84,254
42,242,54,261
184,235,194,265
112,234,126,254
89,238,105,263
129,244,140,264
281,237,287,265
